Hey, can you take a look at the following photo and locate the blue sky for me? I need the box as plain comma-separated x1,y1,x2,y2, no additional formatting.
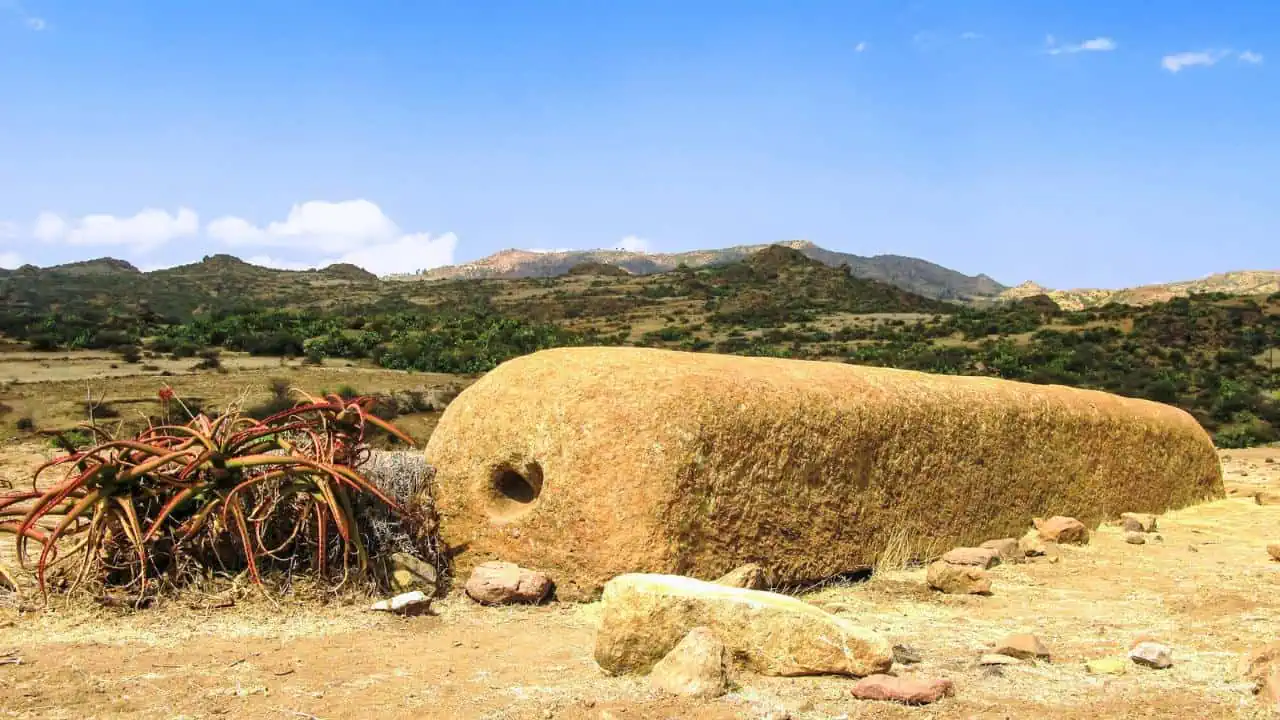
0,1,1275,287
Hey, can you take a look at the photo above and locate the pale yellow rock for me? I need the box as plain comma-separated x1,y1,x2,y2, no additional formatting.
594,573,893,677
1086,657,1128,675
715,563,767,590
648,627,728,698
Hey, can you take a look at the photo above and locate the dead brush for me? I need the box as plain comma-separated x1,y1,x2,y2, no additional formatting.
0,386,427,604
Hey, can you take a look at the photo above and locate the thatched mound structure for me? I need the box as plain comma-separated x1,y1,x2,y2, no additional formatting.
424,347,1222,600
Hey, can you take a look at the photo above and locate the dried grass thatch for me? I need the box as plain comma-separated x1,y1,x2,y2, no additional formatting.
424,347,1223,600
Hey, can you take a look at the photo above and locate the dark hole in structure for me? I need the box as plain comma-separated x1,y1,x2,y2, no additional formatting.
487,463,544,520
494,468,538,504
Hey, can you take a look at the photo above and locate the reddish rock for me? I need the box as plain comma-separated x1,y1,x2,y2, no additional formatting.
940,547,1001,569
926,561,991,595
851,674,954,705
1034,516,1090,544
993,633,1051,661
464,561,553,605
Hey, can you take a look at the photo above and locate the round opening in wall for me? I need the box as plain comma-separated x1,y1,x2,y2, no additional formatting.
486,463,543,520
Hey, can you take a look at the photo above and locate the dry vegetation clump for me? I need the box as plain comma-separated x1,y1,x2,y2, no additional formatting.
0,388,442,606
428,347,1224,600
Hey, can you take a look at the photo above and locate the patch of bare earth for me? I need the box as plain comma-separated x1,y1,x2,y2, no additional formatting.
2,448,1278,719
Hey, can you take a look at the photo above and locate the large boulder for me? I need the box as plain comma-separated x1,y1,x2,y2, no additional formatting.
425,347,1222,598
593,574,892,677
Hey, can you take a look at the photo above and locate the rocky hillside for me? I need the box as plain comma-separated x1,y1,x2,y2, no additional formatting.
411,240,1006,301
1002,270,1280,310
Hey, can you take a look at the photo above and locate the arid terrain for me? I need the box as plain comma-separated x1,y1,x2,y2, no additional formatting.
2,436,1277,719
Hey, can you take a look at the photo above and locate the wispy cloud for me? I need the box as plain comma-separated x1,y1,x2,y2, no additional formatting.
0,252,21,269
1239,50,1264,65
854,41,868,53
1046,35,1117,55
960,31,983,41
1162,49,1228,72
3,0,46,30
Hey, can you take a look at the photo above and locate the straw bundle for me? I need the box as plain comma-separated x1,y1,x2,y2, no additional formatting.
424,347,1222,600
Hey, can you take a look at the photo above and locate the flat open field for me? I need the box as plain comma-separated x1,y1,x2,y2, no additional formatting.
0,351,469,443
1,441,1277,718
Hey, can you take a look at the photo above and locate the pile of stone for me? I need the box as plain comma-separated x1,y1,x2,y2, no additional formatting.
927,515,1092,595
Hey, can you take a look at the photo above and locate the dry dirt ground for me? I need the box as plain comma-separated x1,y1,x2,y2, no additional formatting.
1,447,1278,719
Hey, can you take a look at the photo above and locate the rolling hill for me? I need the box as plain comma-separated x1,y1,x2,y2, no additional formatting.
1001,270,1280,310
408,240,1007,301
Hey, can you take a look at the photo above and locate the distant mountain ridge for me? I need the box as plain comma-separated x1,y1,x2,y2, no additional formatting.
409,240,1007,301
1001,270,1280,310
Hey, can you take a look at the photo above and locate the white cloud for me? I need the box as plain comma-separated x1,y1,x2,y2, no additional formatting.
32,207,198,252
245,233,457,276
1161,49,1230,73
211,200,456,275
1046,36,1117,55
0,252,21,269
25,16,43,30
208,199,400,253
618,235,652,253
526,247,575,254
854,41,868,53
1239,50,1264,65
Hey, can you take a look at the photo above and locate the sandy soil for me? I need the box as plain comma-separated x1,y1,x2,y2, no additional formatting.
1,448,1278,719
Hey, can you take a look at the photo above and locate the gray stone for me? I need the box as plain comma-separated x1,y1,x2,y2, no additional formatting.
1129,642,1173,669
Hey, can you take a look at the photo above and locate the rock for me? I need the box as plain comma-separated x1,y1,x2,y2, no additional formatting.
978,654,1021,666
850,674,954,705
1269,544,1280,562
1018,529,1048,557
1256,491,1280,506
980,538,1021,563
993,634,1051,662
369,590,430,615
1120,512,1158,532
940,547,1001,569
1242,642,1280,711
390,552,439,594
647,627,728,699
715,563,767,590
1129,642,1173,669
892,644,923,665
926,561,992,595
593,573,892,677
1034,516,1090,545
1124,532,1147,545
464,561,553,605
1086,657,1128,675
